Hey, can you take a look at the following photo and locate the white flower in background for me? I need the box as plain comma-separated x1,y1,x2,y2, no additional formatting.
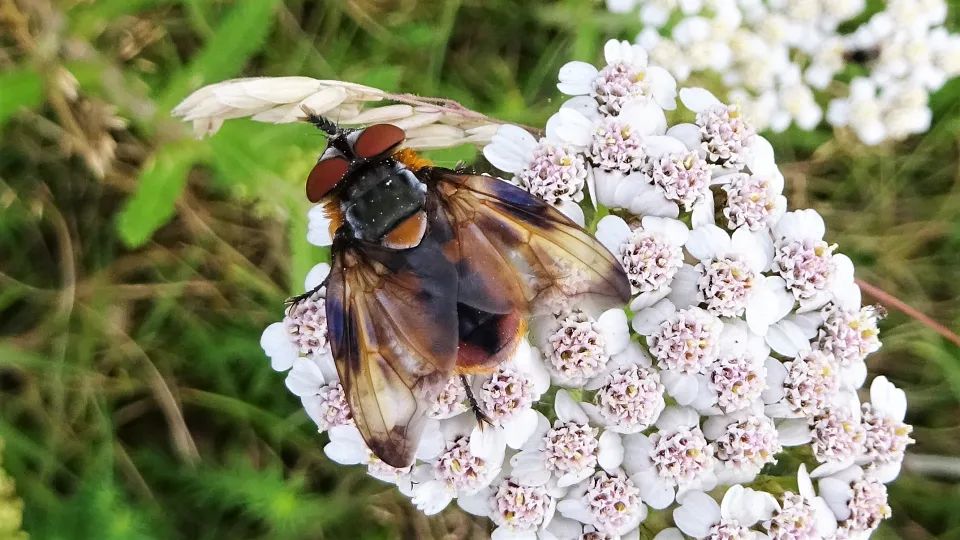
672,17,735,74
483,124,590,225
594,215,689,310
882,81,933,140
858,376,914,482
640,28,695,82
558,39,678,115
764,465,839,538
826,78,887,146
511,391,624,488
768,75,823,132
611,0,957,142
818,466,892,537
662,484,778,539
622,407,717,509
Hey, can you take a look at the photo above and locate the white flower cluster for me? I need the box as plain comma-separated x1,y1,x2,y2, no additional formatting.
256,40,912,539
607,0,960,144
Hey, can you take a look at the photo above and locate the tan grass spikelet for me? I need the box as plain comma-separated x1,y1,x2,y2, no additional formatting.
172,77,503,149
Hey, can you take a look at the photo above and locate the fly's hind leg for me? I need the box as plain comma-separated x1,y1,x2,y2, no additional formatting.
460,374,493,429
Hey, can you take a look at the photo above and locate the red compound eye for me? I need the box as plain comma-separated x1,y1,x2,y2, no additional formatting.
306,156,350,202
353,123,406,159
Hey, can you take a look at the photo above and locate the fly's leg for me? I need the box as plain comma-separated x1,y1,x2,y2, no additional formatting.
285,275,330,307
460,374,493,429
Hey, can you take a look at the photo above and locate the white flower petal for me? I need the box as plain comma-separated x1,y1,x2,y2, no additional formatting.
679,87,723,113
504,407,540,449
871,376,907,421
674,491,720,537
306,205,334,247
598,309,631,356
555,200,586,227
632,299,676,335
558,61,600,96
555,390,589,424
598,431,625,471
635,471,675,509
596,215,633,255
686,224,731,261
666,123,702,151
260,322,298,372
470,425,506,462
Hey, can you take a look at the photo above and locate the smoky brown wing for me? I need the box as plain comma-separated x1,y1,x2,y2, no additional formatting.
325,234,459,467
427,169,631,315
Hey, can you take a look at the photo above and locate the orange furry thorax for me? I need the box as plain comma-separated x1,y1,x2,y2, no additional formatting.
393,147,433,171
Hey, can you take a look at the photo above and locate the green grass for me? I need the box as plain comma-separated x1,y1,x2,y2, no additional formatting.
1,0,959,538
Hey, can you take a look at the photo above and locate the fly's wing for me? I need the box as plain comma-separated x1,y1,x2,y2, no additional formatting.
426,168,631,316
325,232,459,467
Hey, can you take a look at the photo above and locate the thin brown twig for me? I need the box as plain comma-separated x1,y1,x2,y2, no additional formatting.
378,92,545,136
856,278,960,348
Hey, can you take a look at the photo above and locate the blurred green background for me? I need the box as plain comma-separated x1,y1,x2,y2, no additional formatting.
1,0,959,538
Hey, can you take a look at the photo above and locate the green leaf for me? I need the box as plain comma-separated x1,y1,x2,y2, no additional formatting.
0,67,44,130
115,139,208,247
159,0,280,112
68,0,178,38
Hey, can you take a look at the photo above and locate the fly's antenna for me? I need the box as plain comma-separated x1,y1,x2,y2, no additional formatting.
301,105,356,157
300,105,341,137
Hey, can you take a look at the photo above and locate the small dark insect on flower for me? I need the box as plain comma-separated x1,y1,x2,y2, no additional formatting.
289,111,630,467
843,47,881,65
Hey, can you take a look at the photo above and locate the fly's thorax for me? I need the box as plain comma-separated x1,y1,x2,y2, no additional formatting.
341,160,428,243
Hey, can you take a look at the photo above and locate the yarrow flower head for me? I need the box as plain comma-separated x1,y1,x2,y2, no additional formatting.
819,466,892,537
204,38,911,537
648,306,724,374
707,413,782,483
490,479,556,535
681,88,756,170
778,350,841,417
591,363,666,433
558,39,678,115
721,172,787,232
557,471,647,536
816,304,883,366
595,214,689,309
